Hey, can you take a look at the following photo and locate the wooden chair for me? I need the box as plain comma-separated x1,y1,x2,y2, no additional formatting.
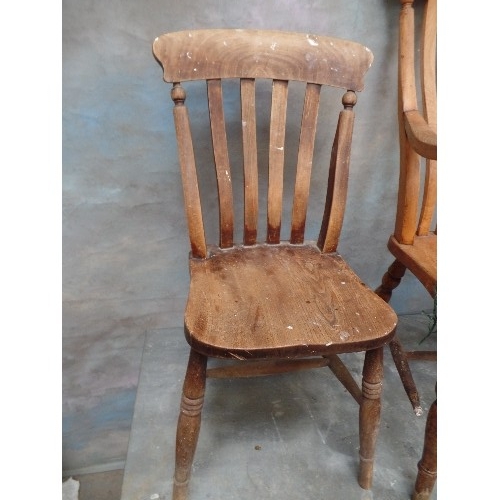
375,1,437,498
376,0,437,417
153,29,398,500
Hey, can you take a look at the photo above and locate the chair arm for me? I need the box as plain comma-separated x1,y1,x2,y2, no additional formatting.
403,110,437,160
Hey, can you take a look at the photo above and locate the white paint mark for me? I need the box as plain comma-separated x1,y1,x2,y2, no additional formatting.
307,35,319,47
326,341,333,346
270,42,277,50
340,331,350,341
229,352,245,360
304,400,326,444
276,146,284,151
186,52,192,59
271,413,286,452
287,325,293,330
340,281,346,285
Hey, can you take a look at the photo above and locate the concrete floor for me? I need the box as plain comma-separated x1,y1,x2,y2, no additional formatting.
64,313,436,500
116,313,436,500
63,470,124,500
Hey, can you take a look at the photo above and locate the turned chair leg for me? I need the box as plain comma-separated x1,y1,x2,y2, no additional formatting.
412,395,437,500
375,259,406,303
358,346,384,489
172,349,207,500
376,259,422,415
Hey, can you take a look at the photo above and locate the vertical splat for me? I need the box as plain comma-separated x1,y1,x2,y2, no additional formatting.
241,78,259,245
290,83,321,244
207,79,234,248
267,79,288,244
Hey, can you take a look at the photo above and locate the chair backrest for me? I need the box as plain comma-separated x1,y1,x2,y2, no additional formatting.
153,29,373,258
394,0,437,245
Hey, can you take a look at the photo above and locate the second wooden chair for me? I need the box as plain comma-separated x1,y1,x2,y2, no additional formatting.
375,1,437,498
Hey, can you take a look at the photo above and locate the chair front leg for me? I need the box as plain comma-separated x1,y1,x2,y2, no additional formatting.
173,348,208,500
358,346,384,490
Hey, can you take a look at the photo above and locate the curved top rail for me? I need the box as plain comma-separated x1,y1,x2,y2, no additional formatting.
153,29,373,91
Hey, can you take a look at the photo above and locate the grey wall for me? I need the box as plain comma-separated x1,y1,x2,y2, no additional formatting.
62,0,432,474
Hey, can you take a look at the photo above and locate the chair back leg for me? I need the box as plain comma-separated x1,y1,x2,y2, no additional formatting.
412,396,437,500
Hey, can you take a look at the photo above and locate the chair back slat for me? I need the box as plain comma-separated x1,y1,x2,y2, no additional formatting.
266,80,288,244
171,85,207,258
207,79,234,248
394,126,421,245
421,0,436,128
290,83,321,244
417,158,436,235
240,78,259,246
317,94,355,253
